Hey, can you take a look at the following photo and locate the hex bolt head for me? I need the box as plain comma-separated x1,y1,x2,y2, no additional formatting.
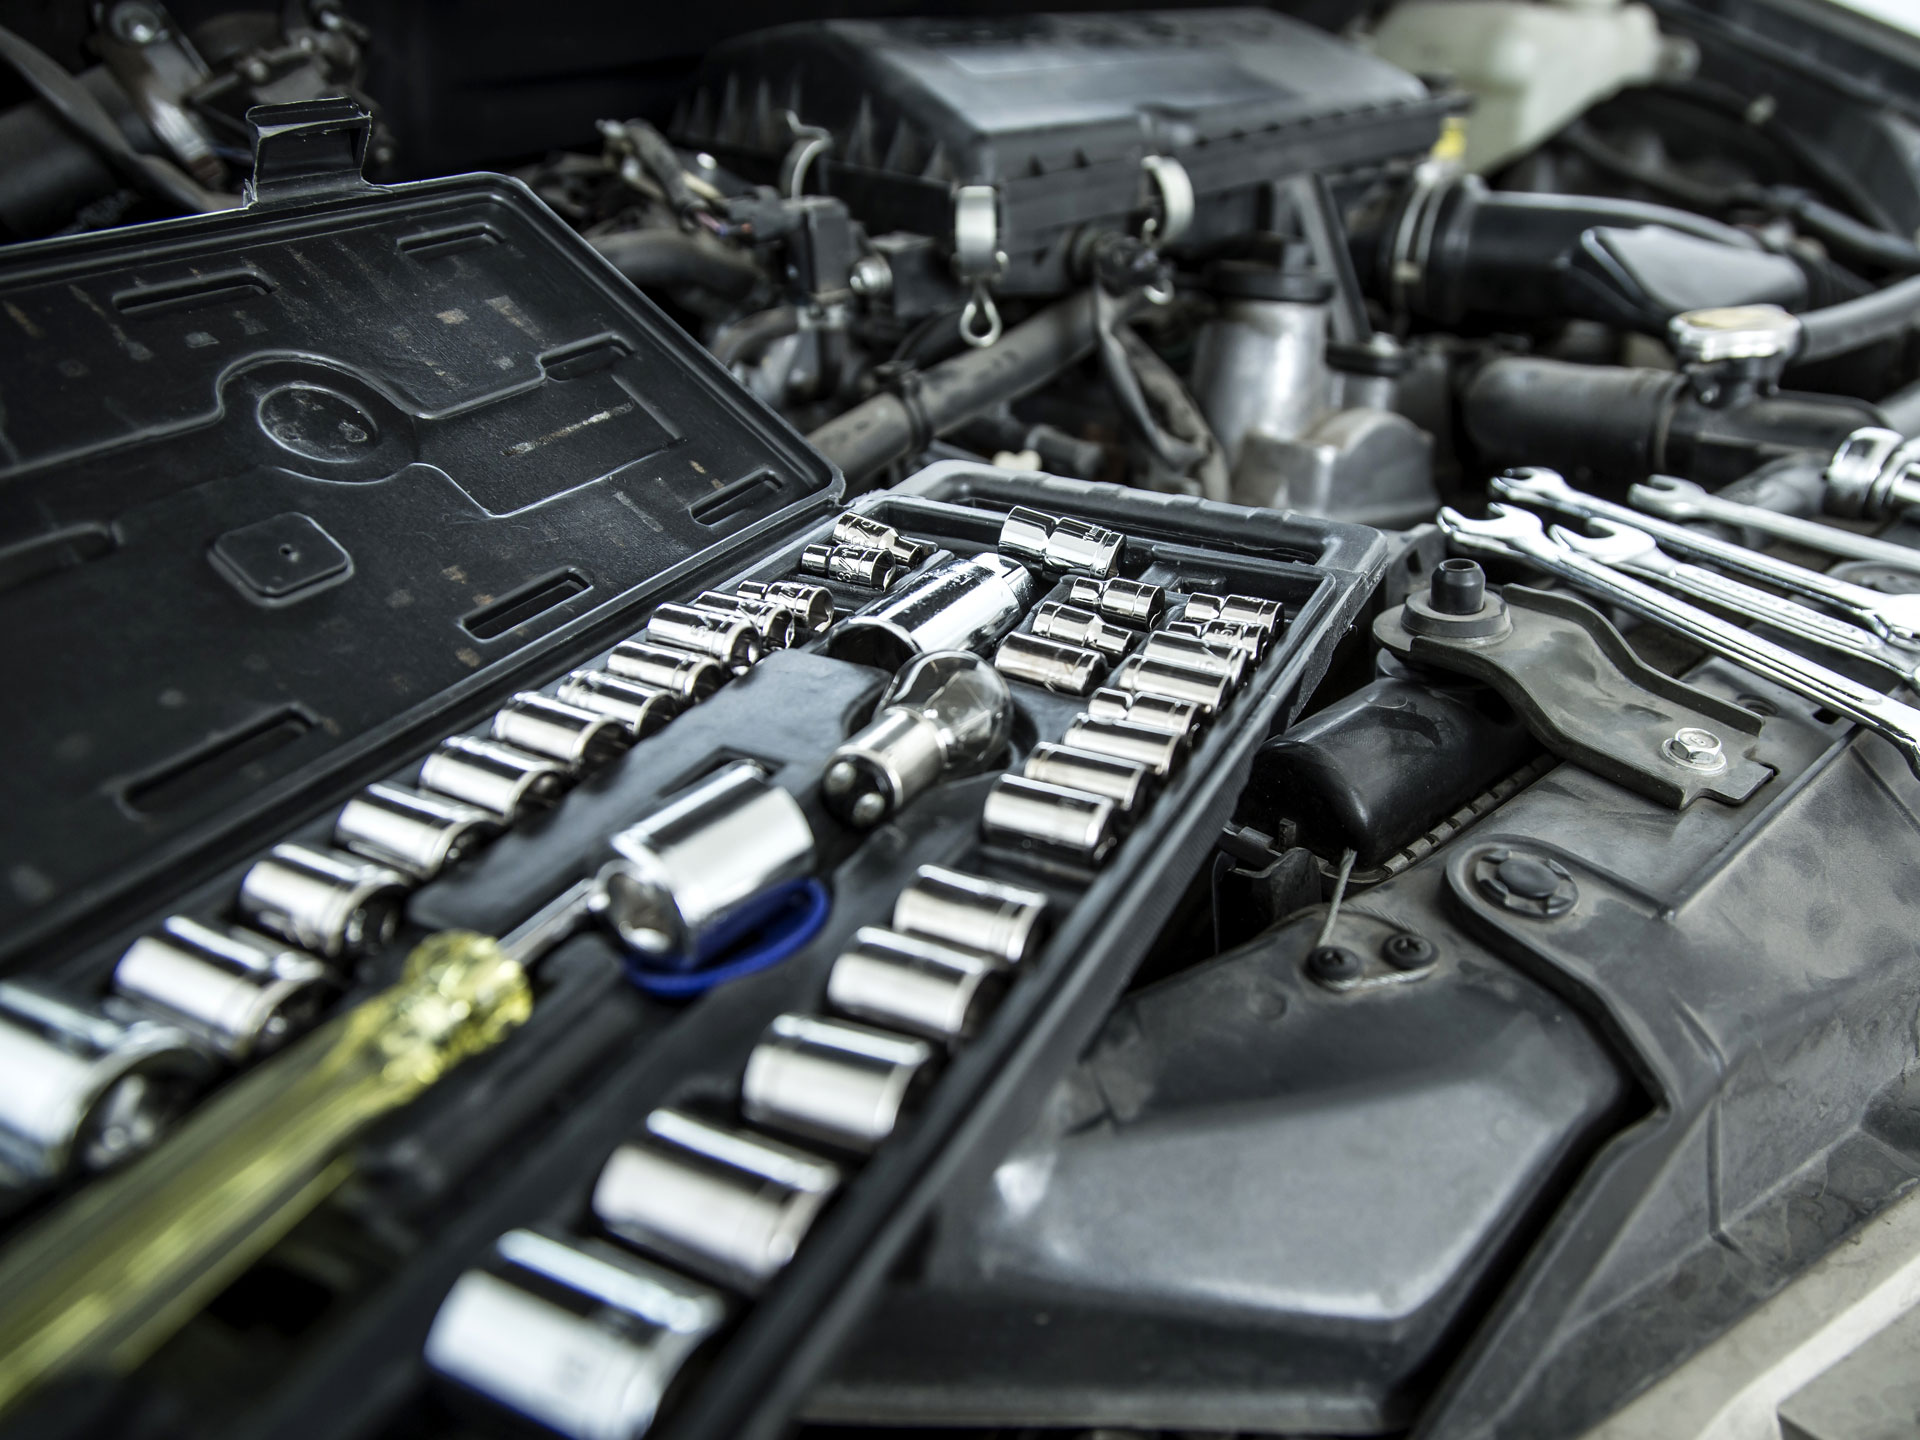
1664,726,1727,773
1381,933,1437,971
1306,945,1363,983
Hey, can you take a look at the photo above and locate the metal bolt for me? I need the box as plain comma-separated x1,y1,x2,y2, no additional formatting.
849,254,893,298
1305,945,1362,983
1663,726,1726,773
1381,933,1437,971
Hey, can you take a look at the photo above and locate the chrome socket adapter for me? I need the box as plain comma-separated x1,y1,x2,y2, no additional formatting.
491,693,633,769
237,843,410,959
592,1108,841,1290
1029,600,1133,657
643,603,762,672
607,641,728,702
112,918,332,1060
826,926,1008,1041
1111,653,1231,714
425,1227,727,1440
1023,742,1153,814
824,651,1013,828
737,579,834,632
801,542,902,589
982,774,1118,864
998,505,1123,577
741,1014,937,1152
555,670,681,738
992,631,1105,695
828,554,1036,671
1066,574,1164,627
335,782,499,881
890,865,1049,966
1084,686,1201,743
421,736,571,822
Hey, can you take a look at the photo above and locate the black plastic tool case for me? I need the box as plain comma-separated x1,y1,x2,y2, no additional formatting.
0,105,1387,1440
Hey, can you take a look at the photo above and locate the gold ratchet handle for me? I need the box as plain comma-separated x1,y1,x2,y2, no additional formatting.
0,931,533,1417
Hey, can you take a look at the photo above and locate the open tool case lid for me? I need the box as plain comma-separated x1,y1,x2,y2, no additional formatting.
0,98,840,972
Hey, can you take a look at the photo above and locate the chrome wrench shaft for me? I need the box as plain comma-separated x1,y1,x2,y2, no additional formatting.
1629,474,1920,575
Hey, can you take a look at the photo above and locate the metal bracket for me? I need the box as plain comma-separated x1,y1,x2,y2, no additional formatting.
1374,585,1772,809
1140,155,1194,246
953,185,1005,348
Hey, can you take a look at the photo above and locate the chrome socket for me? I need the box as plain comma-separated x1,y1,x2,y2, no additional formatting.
597,762,816,965
1111,653,1231,714
335,782,498,881
1023,742,1152,813
1084,686,1201,743
801,542,902,589
237,843,410,959
112,918,332,1060
742,1014,938,1152
981,774,1118,863
0,981,210,1182
555,669,681,738
591,1108,841,1290
737,579,834,632
1182,591,1282,638
425,1227,727,1440
607,641,728,702
826,926,1008,1041
1139,629,1246,686
420,736,571,822
1167,616,1265,661
643,603,762,672
992,631,1105,695
832,512,934,567
891,865,1049,966
1066,575,1164,627
689,592,796,649
492,693,633,769
1029,600,1133,657
1062,714,1185,778
997,505,1123,577
827,554,1036,671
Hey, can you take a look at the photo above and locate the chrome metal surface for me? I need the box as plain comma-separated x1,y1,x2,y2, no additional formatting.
643,603,762,672
236,844,409,958
832,513,933,567
1630,475,1920,574
992,631,1106,695
1023,743,1152,812
1110,653,1231,713
1065,575,1165,627
1061,714,1185,777
1181,592,1282,638
997,506,1123,577
829,554,1036,671
492,693,633,769
823,651,1013,827
891,865,1049,966
555,670,681,738
112,918,331,1060
981,774,1118,863
1139,629,1247,686
826,927,1008,1040
801,543,901,589
420,737,571,821
1030,601,1133,657
334,783,498,880
689,592,796,649
741,1014,937,1152
606,642,728,702
737,579,835,632
1084,687,1202,741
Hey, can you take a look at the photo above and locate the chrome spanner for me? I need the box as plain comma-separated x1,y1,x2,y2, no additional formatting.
1492,467,1920,646
1438,503,1920,780
1548,517,1920,689
1629,474,1920,574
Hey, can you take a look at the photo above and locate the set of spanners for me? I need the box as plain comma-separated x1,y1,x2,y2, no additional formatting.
1628,475,1920,575
1437,497,1920,780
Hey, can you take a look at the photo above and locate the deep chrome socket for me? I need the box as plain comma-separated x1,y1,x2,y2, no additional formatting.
1111,654,1231,714
1183,591,1282,637
425,1227,727,1440
689,592,796,649
1023,742,1152,813
801,543,902,589
555,669,681,738
335,782,498,880
0,981,210,1181
826,926,1009,1041
993,631,1105,695
237,844,410,959
1062,714,1185,777
420,736,570,821
998,506,1124,577
592,1108,841,1290
832,512,933,567
643,603,762,672
1139,629,1246,686
1084,687,1201,742
607,641,728,701
737,579,834,632
741,1014,937,1152
492,693,633,769
981,774,1118,863
1066,575,1164,627
112,918,332,1060
891,865,1049,965
1029,601,1133,657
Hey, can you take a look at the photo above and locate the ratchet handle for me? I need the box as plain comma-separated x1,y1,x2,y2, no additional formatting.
0,931,531,1416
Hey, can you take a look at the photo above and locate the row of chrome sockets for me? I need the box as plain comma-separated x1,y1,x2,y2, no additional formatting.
0,571,846,1191
425,862,1052,1440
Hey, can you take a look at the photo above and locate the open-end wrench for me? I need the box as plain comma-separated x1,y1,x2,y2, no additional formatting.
1628,474,1920,574
1438,503,1920,779
1548,518,1920,689
1491,467,1920,646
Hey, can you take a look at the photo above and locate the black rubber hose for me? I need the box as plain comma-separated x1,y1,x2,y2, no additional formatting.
809,290,1143,489
708,306,801,368
1795,273,1920,362
588,228,763,301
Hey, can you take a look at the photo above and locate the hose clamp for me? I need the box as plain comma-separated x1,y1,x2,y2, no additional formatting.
953,185,1006,349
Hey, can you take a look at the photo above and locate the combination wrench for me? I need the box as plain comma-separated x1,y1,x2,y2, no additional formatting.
1491,467,1920,646
1437,503,1920,780
1628,474,1920,575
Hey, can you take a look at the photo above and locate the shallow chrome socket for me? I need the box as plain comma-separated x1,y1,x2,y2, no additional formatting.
1167,616,1265,661
1066,575,1164,627
643,603,762,672
741,1014,937,1152
592,1108,841,1290
892,865,1049,966
981,774,1118,863
420,736,570,821
737,579,834,632
826,926,1008,1041
425,1227,727,1440
492,693,633,769
0,981,210,1182
801,542,901,589
237,843,409,959
1139,629,1246,686
607,641,728,702
1062,714,1185,778
1024,742,1152,813
112,917,332,1060
555,669,681,738
1030,601,1133,657
1183,591,1282,638
690,592,796,649
1111,654,1231,714
1084,687,1201,743
832,512,934,567
993,631,1105,695
998,505,1124,577
335,782,498,881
